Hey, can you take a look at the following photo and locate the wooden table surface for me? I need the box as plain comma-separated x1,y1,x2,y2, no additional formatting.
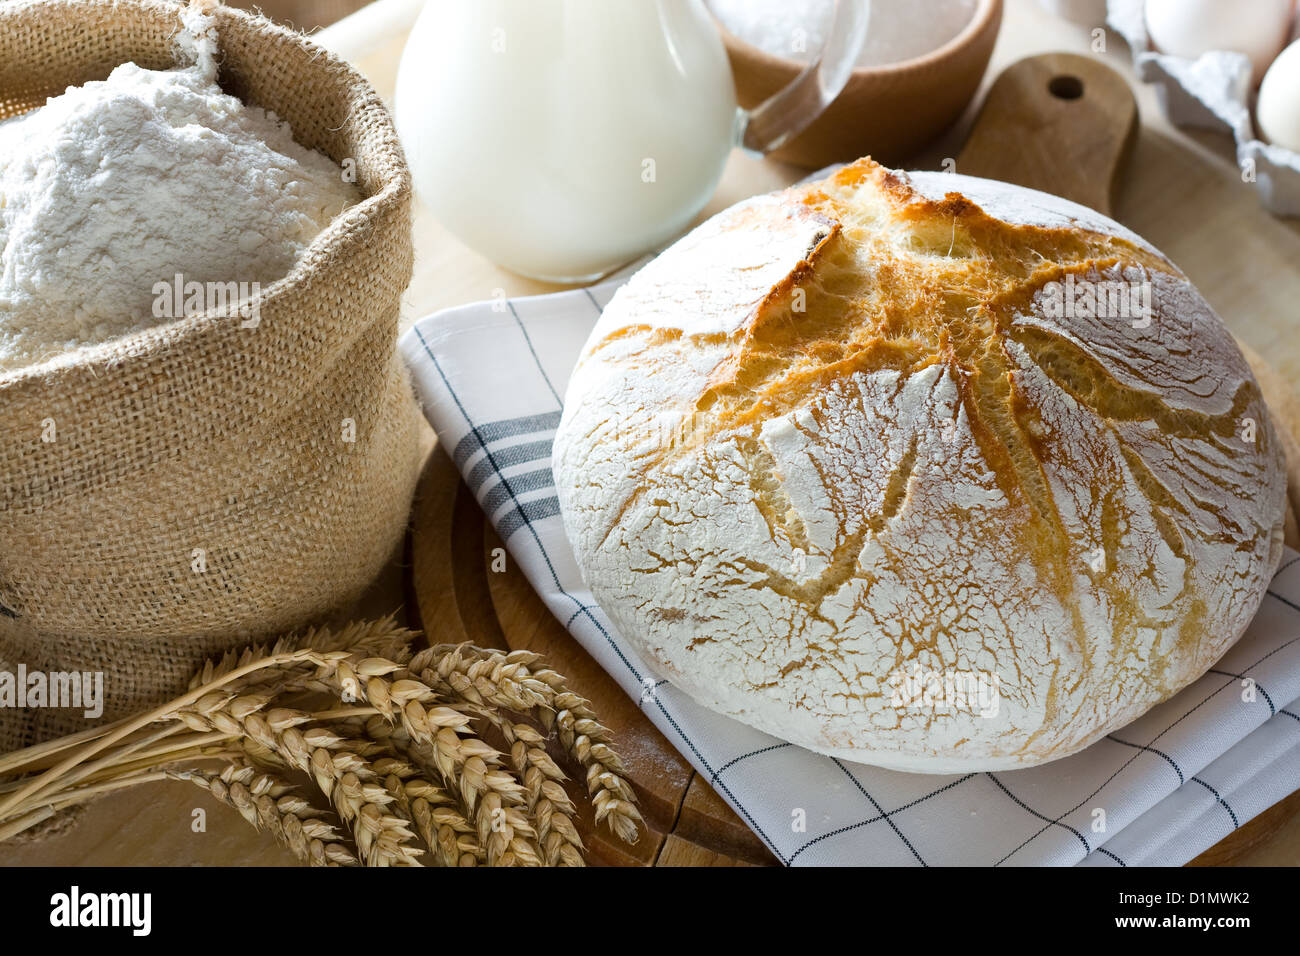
4,0,1300,866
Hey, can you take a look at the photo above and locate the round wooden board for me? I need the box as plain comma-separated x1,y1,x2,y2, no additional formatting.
407,346,1300,868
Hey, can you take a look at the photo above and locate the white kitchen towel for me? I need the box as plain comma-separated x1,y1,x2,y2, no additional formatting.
399,275,1300,867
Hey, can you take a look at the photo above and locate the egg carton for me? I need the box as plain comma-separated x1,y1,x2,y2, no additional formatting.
1107,0,1300,217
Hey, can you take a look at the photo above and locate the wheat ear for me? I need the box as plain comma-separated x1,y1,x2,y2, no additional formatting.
171,761,359,867
323,658,547,866
414,644,643,846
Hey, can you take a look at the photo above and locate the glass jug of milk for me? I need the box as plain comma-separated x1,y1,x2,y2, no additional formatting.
395,0,867,281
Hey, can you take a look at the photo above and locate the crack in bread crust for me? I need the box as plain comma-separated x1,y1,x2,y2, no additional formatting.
554,158,1287,772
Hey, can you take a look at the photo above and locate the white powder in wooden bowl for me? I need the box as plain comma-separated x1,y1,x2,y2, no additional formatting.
0,14,359,372
709,0,979,67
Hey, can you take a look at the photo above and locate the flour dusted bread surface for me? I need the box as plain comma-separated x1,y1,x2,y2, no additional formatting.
553,159,1287,771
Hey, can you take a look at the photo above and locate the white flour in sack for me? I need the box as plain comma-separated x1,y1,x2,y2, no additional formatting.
0,17,358,372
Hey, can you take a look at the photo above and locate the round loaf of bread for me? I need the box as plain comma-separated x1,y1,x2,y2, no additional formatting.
553,159,1287,771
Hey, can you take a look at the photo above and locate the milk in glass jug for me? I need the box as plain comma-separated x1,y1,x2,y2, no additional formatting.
395,0,868,280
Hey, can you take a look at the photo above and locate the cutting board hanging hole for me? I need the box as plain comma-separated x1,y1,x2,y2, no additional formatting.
1048,74,1085,99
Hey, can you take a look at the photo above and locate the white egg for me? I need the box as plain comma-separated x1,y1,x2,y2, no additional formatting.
1146,0,1295,82
1259,39,1300,152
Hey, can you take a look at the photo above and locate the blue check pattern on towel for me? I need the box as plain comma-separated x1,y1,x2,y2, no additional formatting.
401,275,1300,867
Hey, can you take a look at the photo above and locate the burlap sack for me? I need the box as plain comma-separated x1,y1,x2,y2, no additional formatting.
0,0,424,753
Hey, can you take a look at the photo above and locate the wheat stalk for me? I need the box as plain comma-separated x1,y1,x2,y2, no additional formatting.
171,761,359,867
0,620,417,781
373,753,482,867
0,622,643,865
217,704,424,867
461,703,585,866
413,643,644,846
0,647,349,821
320,658,550,866
345,714,479,866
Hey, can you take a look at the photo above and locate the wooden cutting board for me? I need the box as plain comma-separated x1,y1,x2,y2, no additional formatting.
408,52,1300,867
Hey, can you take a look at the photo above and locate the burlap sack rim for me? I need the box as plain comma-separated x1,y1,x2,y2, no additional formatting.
0,0,410,390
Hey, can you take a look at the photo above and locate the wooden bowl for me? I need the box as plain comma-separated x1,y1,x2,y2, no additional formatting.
718,0,1004,168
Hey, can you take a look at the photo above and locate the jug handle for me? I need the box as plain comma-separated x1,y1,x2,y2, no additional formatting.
735,0,870,156
311,0,425,65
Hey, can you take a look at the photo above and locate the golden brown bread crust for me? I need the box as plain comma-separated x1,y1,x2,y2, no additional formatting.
555,158,1287,771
